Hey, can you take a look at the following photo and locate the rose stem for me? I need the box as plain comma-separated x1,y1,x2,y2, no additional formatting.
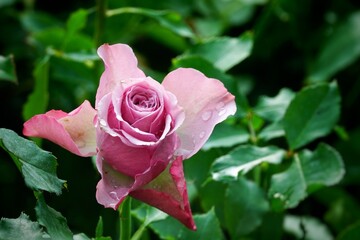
94,0,107,48
119,197,132,240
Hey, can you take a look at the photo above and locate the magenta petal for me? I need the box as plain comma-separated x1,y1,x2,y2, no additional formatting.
96,134,179,210
96,130,153,177
162,68,236,159
130,156,196,230
96,155,134,209
23,100,97,157
96,44,146,106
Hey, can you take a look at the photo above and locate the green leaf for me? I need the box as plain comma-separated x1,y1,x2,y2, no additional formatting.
255,212,283,240
66,9,88,35
0,213,46,240
62,9,89,50
172,55,235,89
283,82,340,150
258,121,285,141
132,204,168,226
254,88,295,122
302,143,345,191
131,204,168,240
31,27,94,52
202,124,249,151
197,0,266,26
184,149,219,201
0,54,17,84
284,215,333,240
47,47,99,63
107,7,195,38
211,145,285,182
20,11,62,33
0,128,65,194
224,176,269,238
180,209,224,240
269,143,344,209
269,154,307,210
74,233,92,240
199,180,227,225
337,221,360,240
308,11,360,83
150,209,224,240
95,216,103,238
192,18,224,38
22,56,50,121
35,193,73,240
143,21,189,52
184,32,253,71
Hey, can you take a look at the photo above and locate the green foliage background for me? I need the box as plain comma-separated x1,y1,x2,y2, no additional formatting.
0,0,360,239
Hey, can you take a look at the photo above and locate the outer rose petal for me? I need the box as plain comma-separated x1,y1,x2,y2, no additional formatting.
131,156,196,230
96,129,154,177
23,100,97,157
162,68,236,159
95,133,179,204
96,44,146,106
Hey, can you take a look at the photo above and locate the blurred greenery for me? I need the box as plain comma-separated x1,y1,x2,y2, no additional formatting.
0,0,360,239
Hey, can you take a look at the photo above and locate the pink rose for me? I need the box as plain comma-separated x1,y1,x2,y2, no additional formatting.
23,43,236,230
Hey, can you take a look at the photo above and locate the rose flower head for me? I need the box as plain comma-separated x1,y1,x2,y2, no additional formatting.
23,43,236,230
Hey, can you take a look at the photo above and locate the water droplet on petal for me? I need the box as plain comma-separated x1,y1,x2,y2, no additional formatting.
109,191,120,201
99,119,107,127
201,111,212,121
216,102,225,110
199,131,205,139
216,102,226,116
191,134,196,146
218,108,227,116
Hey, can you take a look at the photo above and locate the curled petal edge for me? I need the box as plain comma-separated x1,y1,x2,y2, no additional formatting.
23,100,97,157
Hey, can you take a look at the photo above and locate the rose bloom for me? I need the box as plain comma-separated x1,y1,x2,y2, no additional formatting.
23,43,236,230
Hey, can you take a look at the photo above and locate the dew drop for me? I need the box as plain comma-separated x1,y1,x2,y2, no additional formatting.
218,108,227,116
216,102,225,110
109,191,120,201
99,119,107,127
201,111,212,121
215,102,227,116
199,131,205,139
191,134,196,146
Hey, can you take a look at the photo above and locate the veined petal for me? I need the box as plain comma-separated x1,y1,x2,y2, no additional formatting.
23,100,97,157
130,156,196,230
96,44,146,106
162,68,236,159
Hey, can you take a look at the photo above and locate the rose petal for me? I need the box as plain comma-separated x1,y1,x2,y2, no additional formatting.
162,68,236,159
96,133,179,208
131,156,196,230
96,154,135,209
96,130,153,176
96,44,146,106
23,100,97,157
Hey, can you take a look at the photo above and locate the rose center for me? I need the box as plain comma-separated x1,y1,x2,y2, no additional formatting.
132,94,156,109
128,86,159,112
